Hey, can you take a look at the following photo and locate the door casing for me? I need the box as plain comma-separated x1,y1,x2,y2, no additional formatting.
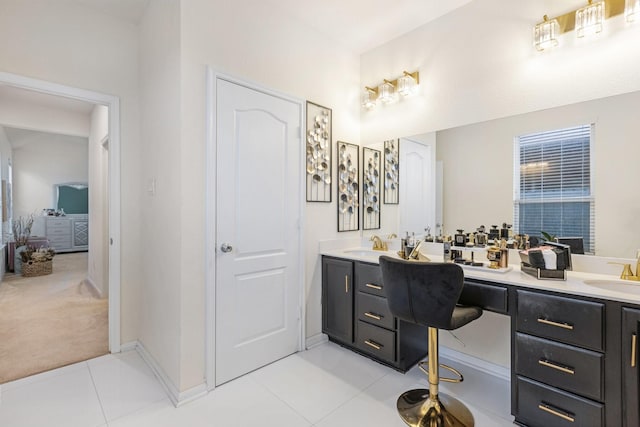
0,71,122,353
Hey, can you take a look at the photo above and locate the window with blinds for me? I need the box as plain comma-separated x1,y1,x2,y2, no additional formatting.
514,124,594,254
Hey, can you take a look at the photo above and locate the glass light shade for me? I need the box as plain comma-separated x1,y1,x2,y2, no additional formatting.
626,0,640,22
378,82,397,104
397,74,418,96
575,1,605,38
533,16,560,51
362,89,377,110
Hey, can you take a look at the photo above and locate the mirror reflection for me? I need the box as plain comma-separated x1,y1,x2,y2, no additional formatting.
371,89,640,259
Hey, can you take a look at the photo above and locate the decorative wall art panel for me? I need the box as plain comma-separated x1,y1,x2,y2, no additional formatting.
362,147,381,230
384,139,399,204
305,101,332,202
337,141,359,232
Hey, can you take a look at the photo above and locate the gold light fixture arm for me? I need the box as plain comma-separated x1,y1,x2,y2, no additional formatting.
545,0,625,33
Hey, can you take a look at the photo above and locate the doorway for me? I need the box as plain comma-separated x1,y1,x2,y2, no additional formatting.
0,72,121,382
206,71,305,387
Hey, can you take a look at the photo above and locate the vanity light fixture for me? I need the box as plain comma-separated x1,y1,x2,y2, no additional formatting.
626,0,640,21
533,0,632,51
362,86,378,110
378,80,397,104
362,70,420,110
397,71,420,96
575,0,606,38
533,15,560,51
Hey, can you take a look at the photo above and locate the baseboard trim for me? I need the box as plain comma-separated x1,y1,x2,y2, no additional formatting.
83,278,103,298
440,346,510,382
124,340,208,407
305,333,328,349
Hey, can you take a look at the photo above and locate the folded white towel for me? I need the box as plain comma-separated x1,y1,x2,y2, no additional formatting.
541,249,557,270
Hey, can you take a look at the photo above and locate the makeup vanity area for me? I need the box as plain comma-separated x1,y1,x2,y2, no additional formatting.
320,243,640,427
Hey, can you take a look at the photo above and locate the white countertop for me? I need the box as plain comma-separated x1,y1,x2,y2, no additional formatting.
321,246,640,305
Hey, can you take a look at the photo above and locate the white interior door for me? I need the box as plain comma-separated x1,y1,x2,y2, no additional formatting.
399,137,435,236
215,79,302,385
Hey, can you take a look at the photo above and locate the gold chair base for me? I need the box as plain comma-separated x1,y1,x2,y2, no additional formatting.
397,389,474,427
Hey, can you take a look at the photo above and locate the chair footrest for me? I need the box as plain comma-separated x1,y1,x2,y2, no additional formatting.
418,360,464,383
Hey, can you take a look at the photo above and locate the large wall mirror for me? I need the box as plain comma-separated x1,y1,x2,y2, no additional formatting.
381,90,640,259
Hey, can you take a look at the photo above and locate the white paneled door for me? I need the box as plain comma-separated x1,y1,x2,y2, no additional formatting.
215,79,302,386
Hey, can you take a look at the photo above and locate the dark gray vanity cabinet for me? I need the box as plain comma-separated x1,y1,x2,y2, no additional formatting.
622,307,640,426
322,257,354,345
322,256,428,372
514,290,606,427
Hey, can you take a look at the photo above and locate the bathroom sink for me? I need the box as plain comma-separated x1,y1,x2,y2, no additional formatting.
583,279,640,295
342,249,387,257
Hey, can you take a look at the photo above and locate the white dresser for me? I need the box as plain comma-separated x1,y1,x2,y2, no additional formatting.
45,215,88,253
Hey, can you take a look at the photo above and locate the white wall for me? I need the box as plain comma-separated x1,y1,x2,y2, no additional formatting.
0,0,143,344
11,132,88,219
359,0,640,369
139,0,183,392
360,0,640,142
0,95,90,137
177,0,361,391
88,105,109,296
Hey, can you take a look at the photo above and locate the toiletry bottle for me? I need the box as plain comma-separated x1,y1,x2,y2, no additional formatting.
454,229,466,247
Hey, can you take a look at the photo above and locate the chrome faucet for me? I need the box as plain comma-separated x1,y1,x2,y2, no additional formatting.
370,235,388,251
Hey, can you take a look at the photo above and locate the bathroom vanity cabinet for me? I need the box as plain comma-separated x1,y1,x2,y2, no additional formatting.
322,257,354,344
622,307,640,426
321,252,640,427
322,256,428,372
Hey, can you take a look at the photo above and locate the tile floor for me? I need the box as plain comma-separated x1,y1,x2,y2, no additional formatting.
0,341,515,426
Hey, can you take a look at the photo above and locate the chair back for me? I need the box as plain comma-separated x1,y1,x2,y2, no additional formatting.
379,256,465,330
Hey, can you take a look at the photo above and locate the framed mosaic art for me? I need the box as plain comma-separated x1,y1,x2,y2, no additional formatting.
384,139,399,204
337,141,359,232
305,101,332,202
362,147,381,230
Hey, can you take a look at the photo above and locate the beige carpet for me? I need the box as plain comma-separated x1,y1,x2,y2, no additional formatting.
0,252,108,384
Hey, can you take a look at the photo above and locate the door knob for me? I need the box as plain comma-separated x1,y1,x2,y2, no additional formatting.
220,243,233,253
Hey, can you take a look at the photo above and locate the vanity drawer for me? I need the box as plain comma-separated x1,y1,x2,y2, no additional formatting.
356,320,396,362
357,292,395,330
516,376,603,427
356,262,385,297
517,290,604,351
515,333,604,401
459,280,508,314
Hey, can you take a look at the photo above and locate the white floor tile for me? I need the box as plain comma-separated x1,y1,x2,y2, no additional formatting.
0,342,515,427
88,350,167,422
249,342,389,424
0,366,106,427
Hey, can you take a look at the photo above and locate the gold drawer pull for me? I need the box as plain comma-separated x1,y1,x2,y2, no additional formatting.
364,312,382,321
345,275,349,293
364,339,382,350
538,403,575,423
538,359,575,375
365,283,382,290
537,318,574,330
632,334,637,368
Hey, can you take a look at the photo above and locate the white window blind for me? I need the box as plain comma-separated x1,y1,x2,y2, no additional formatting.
514,124,594,254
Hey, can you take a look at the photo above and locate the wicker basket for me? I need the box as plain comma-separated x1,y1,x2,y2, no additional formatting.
22,260,53,277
